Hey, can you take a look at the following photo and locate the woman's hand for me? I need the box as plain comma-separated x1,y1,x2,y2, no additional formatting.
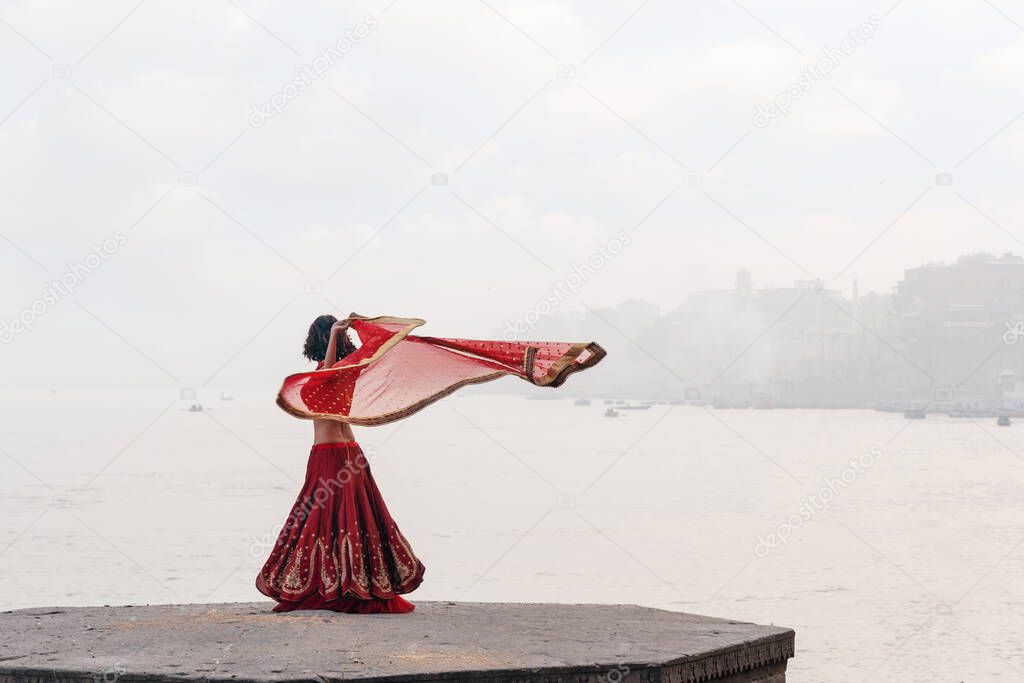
330,319,351,335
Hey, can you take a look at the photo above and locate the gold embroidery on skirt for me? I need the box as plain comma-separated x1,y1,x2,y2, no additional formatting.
371,543,393,593
263,568,282,590
281,546,303,592
318,538,339,593
391,525,418,584
282,544,315,594
351,539,370,592
340,534,351,587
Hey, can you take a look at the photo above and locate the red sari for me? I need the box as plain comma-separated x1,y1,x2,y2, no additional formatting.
277,314,606,425
260,315,604,613
256,441,425,613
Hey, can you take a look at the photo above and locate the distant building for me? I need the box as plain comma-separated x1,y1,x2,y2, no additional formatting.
891,253,1024,396
895,253,1024,315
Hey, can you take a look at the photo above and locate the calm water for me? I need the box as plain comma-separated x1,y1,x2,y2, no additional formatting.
2,390,1023,681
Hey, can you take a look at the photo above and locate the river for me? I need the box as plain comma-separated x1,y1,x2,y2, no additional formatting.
2,389,1022,681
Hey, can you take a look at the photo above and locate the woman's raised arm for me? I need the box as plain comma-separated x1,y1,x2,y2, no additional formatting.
322,318,351,367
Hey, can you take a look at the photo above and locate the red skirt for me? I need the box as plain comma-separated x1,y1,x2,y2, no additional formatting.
256,441,425,613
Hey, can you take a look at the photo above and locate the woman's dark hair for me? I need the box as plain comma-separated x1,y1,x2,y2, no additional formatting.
303,314,355,363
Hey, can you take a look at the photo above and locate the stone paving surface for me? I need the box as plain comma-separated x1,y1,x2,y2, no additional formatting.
0,601,794,682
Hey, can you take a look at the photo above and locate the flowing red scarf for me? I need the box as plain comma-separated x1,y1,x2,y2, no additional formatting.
277,315,606,425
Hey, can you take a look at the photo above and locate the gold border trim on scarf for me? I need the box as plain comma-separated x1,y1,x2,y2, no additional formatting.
524,346,539,384
276,315,607,426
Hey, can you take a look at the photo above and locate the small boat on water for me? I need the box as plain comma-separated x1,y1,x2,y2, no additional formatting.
604,407,620,418
998,415,1012,427
574,398,591,406
950,410,996,418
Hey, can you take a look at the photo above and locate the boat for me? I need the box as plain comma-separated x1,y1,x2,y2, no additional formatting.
574,398,591,406
604,407,620,418
950,409,997,418
998,415,1012,426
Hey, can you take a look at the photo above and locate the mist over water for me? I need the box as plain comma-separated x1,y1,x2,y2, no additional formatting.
1,390,1022,681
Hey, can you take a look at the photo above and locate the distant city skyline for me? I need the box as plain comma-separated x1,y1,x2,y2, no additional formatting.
526,250,1024,407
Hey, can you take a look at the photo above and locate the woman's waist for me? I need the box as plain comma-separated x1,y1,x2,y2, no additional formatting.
310,440,361,453
307,442,368,476
313,417,355,440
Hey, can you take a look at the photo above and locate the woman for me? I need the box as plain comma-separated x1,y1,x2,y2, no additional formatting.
259,312,605,614
256,314,425,614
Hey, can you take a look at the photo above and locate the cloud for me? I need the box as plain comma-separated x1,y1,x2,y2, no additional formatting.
2,0,1023,385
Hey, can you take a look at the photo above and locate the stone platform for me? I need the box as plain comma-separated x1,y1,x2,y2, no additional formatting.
0,602,794,682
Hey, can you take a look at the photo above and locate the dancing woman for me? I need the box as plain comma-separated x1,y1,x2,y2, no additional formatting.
257,313,605,614
256,315,424,613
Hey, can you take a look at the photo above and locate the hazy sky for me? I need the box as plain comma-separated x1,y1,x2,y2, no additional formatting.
2,0,1023,388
